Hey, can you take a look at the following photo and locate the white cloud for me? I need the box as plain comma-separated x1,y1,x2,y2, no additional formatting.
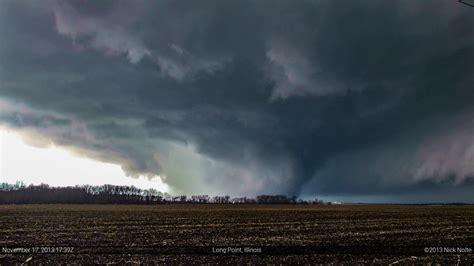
0,129,168,191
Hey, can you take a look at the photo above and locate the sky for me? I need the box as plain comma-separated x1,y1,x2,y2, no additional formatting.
0,129,168,191
0,0,474,202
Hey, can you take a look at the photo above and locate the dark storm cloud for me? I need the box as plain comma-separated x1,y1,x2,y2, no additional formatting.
1,0,473,200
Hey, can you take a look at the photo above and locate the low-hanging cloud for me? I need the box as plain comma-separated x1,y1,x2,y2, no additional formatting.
51,0,228,80
302,113,474,197
0,0,474,200
51,0,151,64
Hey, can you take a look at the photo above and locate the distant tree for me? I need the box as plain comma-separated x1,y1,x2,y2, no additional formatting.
0,182,322,205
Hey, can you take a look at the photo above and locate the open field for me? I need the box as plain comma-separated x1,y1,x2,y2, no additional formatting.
1,204,473,264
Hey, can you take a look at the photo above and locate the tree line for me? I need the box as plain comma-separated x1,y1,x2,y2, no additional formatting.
0,182,327,205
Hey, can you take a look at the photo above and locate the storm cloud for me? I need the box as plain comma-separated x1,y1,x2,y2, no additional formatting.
1,0,474,201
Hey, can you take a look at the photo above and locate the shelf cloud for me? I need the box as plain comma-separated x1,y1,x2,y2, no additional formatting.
1,0,473,201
